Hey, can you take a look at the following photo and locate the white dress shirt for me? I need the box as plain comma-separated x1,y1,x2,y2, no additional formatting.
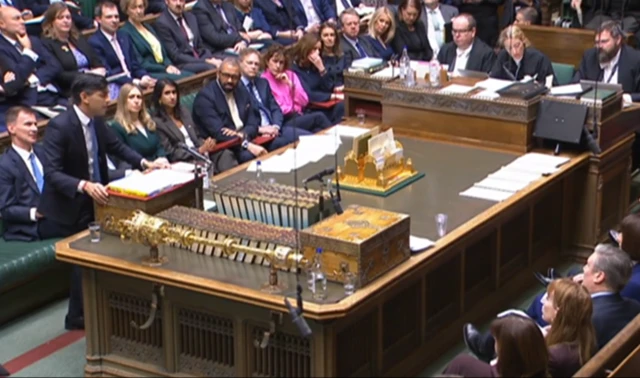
100,29,131,78
600,48,621,84
453,43,473,73
300,0,322,28
12,144,42,222
73,105,96,193
336,0,354,18
425,6,445,57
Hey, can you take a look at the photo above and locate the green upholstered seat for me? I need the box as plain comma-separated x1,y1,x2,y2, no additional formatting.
181,92,198,113
0,237,62,290
552,62,576,86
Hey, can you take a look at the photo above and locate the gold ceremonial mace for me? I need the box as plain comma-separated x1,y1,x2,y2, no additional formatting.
107,210,309,294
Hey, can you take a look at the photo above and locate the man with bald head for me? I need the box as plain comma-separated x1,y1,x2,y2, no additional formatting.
192,58,266,164
0,6,64,130
436,13,495,74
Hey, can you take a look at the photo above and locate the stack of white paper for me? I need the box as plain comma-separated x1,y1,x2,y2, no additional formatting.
329,124,371,138
460,153,572,202
460,187,514,202
171,162,195,173
246,134,342,173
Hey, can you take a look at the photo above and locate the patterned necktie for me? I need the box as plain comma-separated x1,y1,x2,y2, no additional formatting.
14,41,23,53
86,120,102,183
430,11,444,47
29,152,44,193
215,4,234,34
247,81,272,125
177,17,200,58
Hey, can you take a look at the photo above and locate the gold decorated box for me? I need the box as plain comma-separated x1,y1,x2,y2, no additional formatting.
299,205,410,288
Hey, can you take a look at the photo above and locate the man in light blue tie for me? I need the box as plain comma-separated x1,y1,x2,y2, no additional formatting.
0,106,48,242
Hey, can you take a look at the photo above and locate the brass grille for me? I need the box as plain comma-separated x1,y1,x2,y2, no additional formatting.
178,308,235,368
250,327,311,377
108,292,163,348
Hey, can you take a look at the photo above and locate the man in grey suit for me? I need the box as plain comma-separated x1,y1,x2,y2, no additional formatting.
421,0,458,57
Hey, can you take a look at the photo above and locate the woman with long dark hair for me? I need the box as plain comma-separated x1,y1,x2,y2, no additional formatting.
151,79,238,173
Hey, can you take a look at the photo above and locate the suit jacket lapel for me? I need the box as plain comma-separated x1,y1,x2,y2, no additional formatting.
168,118,187,142
69,109,90,172
9,147,39,194
618,46,631,90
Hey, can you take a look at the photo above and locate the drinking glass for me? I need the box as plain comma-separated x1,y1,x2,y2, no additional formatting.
89,221,101,243
435,213,448,238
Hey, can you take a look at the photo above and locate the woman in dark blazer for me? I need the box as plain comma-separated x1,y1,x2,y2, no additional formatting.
120,0,193,81
391,0,433,61
490,25,556,85
319,23,345,87
291,33,344,124
151,79,238,173
365,7,396,61
40,3,106,96
111,83,168,161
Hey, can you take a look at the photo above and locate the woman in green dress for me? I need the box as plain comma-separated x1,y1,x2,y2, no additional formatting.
111,83,169,162
120,0,193,80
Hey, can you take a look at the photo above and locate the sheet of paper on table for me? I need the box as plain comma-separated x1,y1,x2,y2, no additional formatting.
460,186,514,202
410,235,435,253
439,84,475,95
474,78,514,92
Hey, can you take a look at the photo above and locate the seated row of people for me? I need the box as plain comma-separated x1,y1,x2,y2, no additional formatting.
451,224,640,377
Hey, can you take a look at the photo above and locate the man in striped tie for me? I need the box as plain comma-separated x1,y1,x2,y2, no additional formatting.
0,106,47,242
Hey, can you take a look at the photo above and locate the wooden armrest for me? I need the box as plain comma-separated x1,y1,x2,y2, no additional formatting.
252,135,275,145
309,99,341,109
211,137,241,153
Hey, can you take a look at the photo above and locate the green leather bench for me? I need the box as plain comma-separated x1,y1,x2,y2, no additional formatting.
0,222,69,325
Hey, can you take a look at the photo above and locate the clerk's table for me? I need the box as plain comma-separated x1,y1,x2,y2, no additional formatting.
56,127,595,377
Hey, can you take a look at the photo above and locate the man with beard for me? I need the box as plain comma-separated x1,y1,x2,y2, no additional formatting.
192,58,267,163
574,20,640,102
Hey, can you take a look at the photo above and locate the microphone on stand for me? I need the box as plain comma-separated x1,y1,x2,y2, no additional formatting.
177,142,212,166
302,168,336,185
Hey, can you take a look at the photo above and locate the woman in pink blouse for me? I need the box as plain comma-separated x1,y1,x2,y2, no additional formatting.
261,44,332,133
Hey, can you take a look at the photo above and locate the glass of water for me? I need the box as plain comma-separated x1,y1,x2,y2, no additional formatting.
356,108,366,125
89,221,101,243
435,213,448,238
343,271,357,296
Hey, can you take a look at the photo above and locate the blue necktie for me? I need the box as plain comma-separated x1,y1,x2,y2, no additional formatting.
355,41,367,58
87,120,102,183
247,81,272,125
29,153,44,193
215,4,234,34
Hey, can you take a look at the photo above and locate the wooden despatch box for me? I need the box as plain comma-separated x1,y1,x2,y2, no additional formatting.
299,204,410,288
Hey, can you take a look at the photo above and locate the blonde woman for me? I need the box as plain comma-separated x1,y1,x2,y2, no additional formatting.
489,25,556,85
111,84,169,161
365,6,396,60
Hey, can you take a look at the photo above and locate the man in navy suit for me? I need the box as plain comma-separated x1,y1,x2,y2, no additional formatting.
0,6,65,129
293,0,336,34
38,73,170,330
153,0,221,74
88,1,156,90
339,9,378,68
0,106,47,242
238,49,328,146
192,58,267,163
192,0,250,56
463,244,640,361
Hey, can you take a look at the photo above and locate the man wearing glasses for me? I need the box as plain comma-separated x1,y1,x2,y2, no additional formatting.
436,14,495,74
192,58,267,163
